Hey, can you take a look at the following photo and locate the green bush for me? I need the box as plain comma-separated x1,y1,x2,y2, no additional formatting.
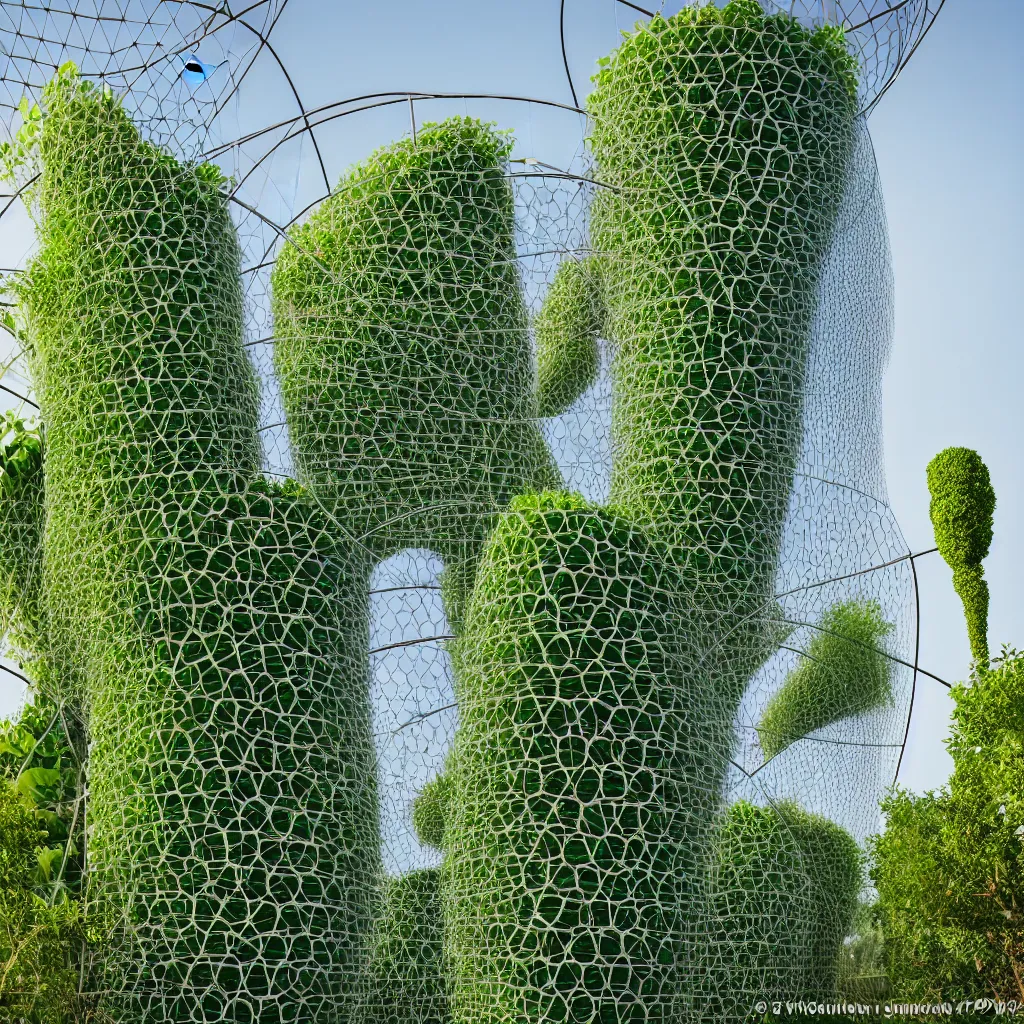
587,0,857,683
8,66,379,1022
533,256,604,418
700,801,863,1019
0,412,44,646
758,600,894,759
412,772,451,853
271,117,559,627
926,448,995,664
871,649,1024,998
360,869,448,1024
445,491,731,1024
0,780,85,1024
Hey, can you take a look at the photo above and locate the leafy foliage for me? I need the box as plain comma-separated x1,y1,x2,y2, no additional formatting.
361,869,449,1024
701,801,863,1018
445,491,732,1024
586,0,858,703
871,649,1024,999
758,600,894,759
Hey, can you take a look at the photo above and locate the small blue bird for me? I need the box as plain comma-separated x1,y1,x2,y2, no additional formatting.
180,53,217,86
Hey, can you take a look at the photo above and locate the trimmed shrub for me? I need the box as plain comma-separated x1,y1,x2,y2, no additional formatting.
412,772,451,854
926,448,995,664
271,116,559,627
587,0,857,680
9,66,378,1022
701,801,863,1019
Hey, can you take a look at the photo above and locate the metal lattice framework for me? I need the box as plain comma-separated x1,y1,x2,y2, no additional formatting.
0,1,946,1021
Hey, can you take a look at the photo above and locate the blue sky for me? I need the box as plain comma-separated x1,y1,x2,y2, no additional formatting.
0,0,1020,805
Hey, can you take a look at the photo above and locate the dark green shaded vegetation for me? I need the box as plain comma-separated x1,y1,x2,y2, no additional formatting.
361,869,448,1024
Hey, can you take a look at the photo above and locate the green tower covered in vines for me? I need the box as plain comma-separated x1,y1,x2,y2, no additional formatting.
7,66,379,1023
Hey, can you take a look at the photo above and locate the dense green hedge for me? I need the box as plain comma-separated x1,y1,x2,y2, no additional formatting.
700,801,863,1018
412,771,451,853
9,66,378,1023
360,868,449,1024
445,491,731,1024
758,600,894,759
587,0,857,686
926,448,995,665
272,117,558,626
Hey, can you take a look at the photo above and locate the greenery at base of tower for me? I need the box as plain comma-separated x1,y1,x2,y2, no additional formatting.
758,600,894,759
360,868,449,1024
272,116,559,631
445,491,732,1024
871,452,1023,997
586,0,857,684
926,447,995,665
0,781,86,1023
6,65,379,1022
700,801,863,1018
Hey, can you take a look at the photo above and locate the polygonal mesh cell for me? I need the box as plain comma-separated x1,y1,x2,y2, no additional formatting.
0,0,937,1021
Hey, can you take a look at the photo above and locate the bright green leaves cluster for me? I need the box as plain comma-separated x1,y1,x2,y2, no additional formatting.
872,653,1024,996
0,695,87,1023
0,782,85,1024
872,452,1023,998
926,448,995,665
758,600,894,759
0,413,43,645
533,256,604,417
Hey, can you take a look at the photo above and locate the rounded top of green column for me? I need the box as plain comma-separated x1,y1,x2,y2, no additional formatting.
926,447,995,571
587,0,859,173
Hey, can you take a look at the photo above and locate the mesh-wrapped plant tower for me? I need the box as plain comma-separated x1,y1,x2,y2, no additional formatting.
0,0,943,1020
3,65,379,1023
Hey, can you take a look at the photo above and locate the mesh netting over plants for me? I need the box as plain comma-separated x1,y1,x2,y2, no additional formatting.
0,1,942,1021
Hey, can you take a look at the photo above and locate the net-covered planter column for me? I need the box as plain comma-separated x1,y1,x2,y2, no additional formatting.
587,0,858,700
12,67,378,1023
271,117,559,631
444,492,732,1024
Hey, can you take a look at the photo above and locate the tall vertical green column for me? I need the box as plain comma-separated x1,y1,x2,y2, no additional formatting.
587,0,858,695
13,67,377,1022
271,117,558,628
444,492,732,1024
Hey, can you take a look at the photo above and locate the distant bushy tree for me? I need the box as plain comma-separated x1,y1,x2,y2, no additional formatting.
871,450,1022,998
